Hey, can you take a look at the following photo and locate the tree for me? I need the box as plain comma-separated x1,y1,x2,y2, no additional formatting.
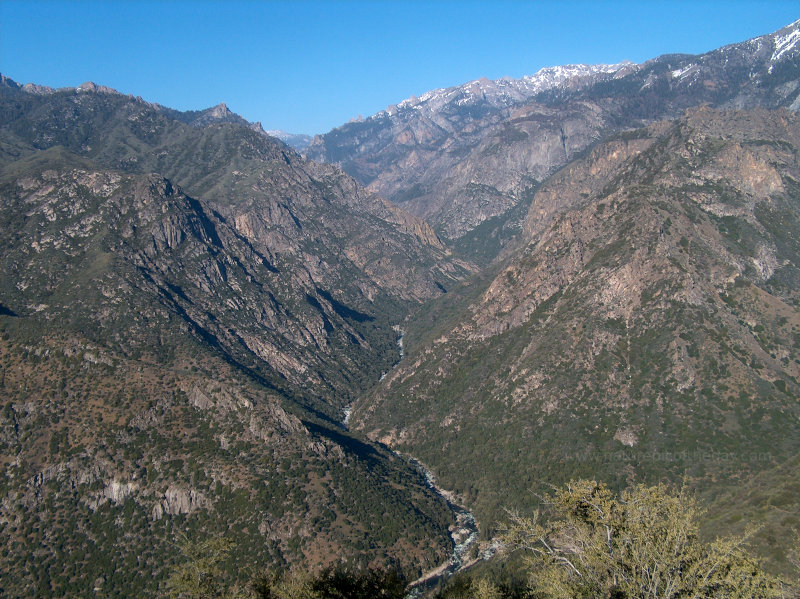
165,537,245,599
252,571,321,599
469,577,503,599
251,566,406,599
503,479,782,599
310,566,406,599
788,531,800,594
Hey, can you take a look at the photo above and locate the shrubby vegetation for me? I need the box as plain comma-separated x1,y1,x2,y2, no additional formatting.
355,110,800,577
166,480,798,599
166,536,407,599
503,480,788,598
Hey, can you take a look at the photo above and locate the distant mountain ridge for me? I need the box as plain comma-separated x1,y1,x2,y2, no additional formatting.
0,74,280,137
373,62,633,120
0,75,318,153
266,129,314,151
306,19,800,260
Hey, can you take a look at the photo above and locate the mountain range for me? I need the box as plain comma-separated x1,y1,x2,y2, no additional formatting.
306,19,800,263
2,17,800,597
0,76,472,596
353,107,800,567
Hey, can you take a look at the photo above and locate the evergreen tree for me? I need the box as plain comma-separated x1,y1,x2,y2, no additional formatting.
503,480,783,599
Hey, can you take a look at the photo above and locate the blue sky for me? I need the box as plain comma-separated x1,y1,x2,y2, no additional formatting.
1,1,798,135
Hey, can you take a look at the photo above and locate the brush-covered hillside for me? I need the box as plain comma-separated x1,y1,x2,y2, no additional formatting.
352,107,800,573
0,78,473,597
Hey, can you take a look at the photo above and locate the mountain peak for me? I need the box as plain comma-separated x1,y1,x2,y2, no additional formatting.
265,129,314,151
519,61,634,92
209,101,231,117
76,81,119,94
0,74,56,96
0,73,21,89
770,20,800,62
375,60,635,122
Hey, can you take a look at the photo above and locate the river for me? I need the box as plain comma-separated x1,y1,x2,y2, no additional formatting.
403,456,481,597
341,326,491,596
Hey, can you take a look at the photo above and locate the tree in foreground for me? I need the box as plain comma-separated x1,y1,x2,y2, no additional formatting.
251,566,406,599
165,537,245,599
165,545,407,599
503,479,784,599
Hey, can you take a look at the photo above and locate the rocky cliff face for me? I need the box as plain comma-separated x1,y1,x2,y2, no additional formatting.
0,81,468,596
0,83,475,409
307,21,800,256
351,108,800,571
305,64,631,246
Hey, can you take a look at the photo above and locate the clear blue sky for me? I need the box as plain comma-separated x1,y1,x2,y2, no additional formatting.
1,1,798,135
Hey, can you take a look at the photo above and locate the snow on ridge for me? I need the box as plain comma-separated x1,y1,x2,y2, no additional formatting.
366,19,800,125
710,18,800,63
266,129,299,140
670,64,695,79
517,61,631,94
772,27,800,62
373,61,634,121
522,62,631,84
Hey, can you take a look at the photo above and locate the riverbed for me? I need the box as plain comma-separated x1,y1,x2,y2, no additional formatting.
340,325,489,595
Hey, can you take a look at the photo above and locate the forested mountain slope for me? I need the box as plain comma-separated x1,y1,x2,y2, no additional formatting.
0,79,471,596
352,107,800,571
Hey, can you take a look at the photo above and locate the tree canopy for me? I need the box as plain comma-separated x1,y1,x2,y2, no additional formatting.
503,479,785,599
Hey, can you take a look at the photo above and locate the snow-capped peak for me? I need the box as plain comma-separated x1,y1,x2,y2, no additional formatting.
375,61,634,121
519,62,633,94
772,24,800,62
